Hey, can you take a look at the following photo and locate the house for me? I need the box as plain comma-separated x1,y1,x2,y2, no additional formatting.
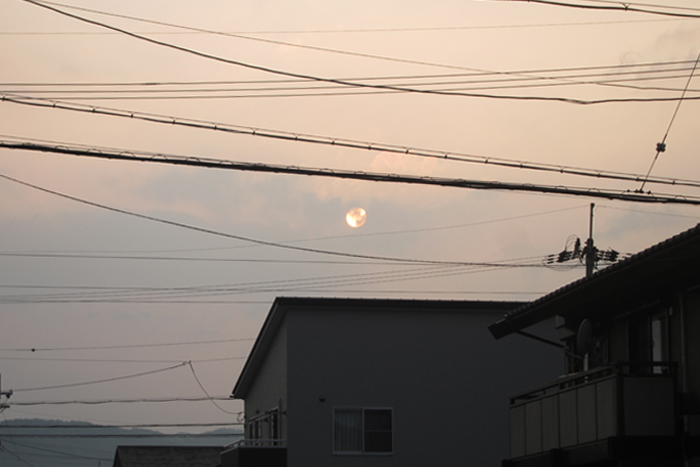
223,297,562,467
112,446,224,467
489,223,700,466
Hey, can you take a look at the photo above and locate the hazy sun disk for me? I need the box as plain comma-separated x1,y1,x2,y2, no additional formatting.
346,208,367,228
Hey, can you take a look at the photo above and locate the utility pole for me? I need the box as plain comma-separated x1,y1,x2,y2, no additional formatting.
585,203,596,277
0,374,12,412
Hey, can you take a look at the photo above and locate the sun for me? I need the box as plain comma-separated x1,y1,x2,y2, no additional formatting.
346,207,367,228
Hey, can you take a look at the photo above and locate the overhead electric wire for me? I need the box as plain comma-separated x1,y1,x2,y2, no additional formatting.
0,15,688,36
5,67,698,100
0,258,546,302
0,446,37,467
1,422,241,429
504,0,700,18
0,442,114,462
17,0,700,105
598,204,700,219
579,0,700,12
29,0,524,74
3,58,697,89
0,357,247,363
8,396,234,406
11,362,188,392
0,433,240,438
0,439,112,463
0,262,546,304
188,361,239,415
2,101,698,192
0,203,587,249
0,170,527,266
1,337,254,352
0,252,456,265
2,139,700,206
638,46,700,191
25,1,700,100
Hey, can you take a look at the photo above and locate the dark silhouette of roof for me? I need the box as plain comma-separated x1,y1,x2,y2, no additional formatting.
112,446,223,467
489,222,700,339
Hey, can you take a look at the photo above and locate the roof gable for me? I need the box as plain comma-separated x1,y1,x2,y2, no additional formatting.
232,297,526,399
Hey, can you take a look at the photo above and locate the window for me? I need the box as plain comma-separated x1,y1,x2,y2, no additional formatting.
333,408,393,454
629,308,670,374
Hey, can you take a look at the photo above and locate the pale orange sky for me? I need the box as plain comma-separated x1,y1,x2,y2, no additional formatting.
1,0,699,429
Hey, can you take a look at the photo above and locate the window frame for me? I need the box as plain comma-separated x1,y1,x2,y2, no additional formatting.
332,407,393,456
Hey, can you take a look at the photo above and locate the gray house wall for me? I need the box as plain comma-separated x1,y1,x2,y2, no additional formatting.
244,319,288,440
684,292,700,437
277,302,561,467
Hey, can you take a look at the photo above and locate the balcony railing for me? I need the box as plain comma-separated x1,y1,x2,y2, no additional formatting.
509,362,677,459
224,439,287,449
220,439,287,467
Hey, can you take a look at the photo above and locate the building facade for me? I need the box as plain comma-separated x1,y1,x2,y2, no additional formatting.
225,297,562,467
490,224,700,466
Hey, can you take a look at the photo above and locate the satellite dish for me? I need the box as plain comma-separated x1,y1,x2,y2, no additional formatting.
576,318,593,357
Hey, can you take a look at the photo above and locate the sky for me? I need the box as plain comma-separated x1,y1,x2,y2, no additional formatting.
1,0,700,435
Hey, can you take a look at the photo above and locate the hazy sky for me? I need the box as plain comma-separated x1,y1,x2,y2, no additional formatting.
1,0,699,432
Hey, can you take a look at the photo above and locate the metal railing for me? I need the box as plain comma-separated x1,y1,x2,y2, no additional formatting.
509,362,677,459
224,439,287,450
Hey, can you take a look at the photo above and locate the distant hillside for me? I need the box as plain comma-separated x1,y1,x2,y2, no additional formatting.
0,418,243,467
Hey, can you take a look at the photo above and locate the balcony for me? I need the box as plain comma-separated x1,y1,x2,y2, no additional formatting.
507,362,681,466
220,439,287,467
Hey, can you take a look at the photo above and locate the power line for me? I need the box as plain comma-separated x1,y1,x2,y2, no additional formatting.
8,396,234,406
0,445,37,467
0,337,254,352
0,170,502,265
579,0,700,12
2,58,696,89
0,17,688,36
3,100,698,191
0,433,240,438
0,439,112,463
4,61,698,95
638,47,700,191
2,141,700,205
0,204,586,261
188,362,239,415
17,0,700,105
27,1,700,100
0,298,268,305
5,70,697,100
0,422,241,429
0,198,585,249
0,253,436,265
505,0,700,18
12,362,187,392
0,290,546,306
598,204,700,219
0,263,546,304
0,357,248,363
